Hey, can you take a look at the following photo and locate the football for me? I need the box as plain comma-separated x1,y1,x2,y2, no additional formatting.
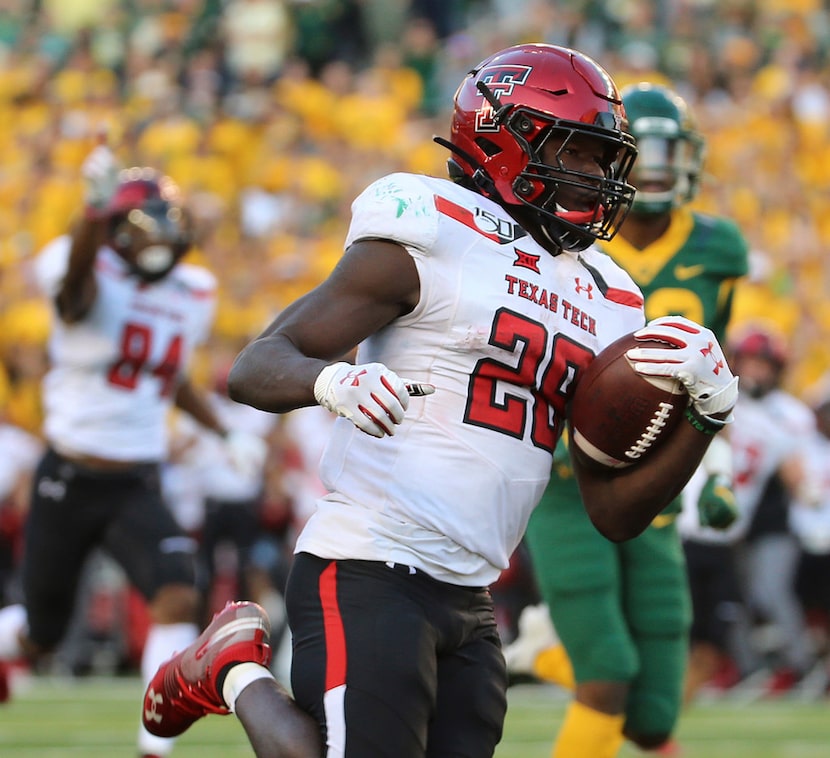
570,332,687,469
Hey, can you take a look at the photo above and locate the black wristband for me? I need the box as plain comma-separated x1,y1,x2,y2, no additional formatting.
684,404,726,436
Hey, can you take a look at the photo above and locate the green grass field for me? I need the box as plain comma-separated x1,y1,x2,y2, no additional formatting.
0,675,828,756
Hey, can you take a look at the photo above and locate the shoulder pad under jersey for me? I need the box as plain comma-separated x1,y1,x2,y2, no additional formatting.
346,173,440,253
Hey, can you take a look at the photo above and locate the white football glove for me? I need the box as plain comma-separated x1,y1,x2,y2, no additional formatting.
313,361,434,438
626,316,739,420
223,429,268,481
82,144,121,213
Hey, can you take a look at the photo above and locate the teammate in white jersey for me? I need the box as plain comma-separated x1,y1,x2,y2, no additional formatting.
726,327,817,693
142,44,739,758
679,326,816,697
0,145,264,758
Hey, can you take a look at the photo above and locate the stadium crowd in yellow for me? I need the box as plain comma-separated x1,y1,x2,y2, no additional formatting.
2,0,830,435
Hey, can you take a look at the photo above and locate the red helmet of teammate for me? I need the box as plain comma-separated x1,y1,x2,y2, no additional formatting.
106,167,193,282
729,325,788,398
440,43,638,253
730,326,788,368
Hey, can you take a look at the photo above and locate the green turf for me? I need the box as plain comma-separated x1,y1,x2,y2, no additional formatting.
1,675,828,756
0,674,254,757
497,684,830,758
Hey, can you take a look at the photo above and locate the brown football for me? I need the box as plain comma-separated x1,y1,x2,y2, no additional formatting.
570,332,687,469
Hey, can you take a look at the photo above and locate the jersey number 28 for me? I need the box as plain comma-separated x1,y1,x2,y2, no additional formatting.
464,308,593,452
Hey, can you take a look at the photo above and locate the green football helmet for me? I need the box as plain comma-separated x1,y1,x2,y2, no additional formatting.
622,83,705,214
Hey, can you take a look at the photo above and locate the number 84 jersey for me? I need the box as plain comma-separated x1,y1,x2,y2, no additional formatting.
300,172,645,585
34,236,216,462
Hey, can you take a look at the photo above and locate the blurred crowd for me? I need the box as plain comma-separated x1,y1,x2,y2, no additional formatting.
4,0,830,432
3,0,830,692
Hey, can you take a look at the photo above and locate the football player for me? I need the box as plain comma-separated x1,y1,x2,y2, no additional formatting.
0,144,265,758
506,82,749,757
141,46,737,758
725,327,817,695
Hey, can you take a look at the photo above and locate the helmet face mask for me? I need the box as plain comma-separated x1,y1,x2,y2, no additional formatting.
621,83,705,215
106,169,192,282
520,118,638,252
443,43,637,253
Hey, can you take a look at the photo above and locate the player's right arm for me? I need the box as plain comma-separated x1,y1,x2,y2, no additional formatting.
55,215,105,323
230,173,440,438
228,238,421,436
55,144,120,323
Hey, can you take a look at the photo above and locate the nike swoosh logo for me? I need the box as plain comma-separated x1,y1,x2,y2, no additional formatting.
674,263,706,280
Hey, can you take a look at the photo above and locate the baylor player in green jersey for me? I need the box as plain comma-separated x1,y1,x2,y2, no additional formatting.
505,84,749,758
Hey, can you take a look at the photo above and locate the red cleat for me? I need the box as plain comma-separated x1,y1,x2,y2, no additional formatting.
708,657,741,691
142,601,271,737
763,667,801,697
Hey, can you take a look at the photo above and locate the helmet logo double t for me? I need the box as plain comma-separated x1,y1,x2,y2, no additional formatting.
474,66,532,132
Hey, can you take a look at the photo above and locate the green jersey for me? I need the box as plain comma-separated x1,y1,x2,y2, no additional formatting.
601,206,749,342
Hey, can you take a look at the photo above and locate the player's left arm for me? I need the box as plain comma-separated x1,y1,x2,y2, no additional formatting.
573,419,717,541
573,315,738,541
174,378,226,436
174,378,268,477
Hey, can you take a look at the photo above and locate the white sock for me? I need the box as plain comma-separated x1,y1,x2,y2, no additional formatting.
222,662,275,712
140,622,198,684
138,727,176,757
138,622,199,756
0,604,27,659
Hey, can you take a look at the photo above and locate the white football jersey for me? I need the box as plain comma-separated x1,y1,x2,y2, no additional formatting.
35,236,216,461
789,429,830,554
680,388,814,544
295,173,646,585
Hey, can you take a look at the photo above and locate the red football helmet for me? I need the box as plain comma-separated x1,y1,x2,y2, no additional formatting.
730,326,788,367
106,167,192,282
729,325,788,398
439,43,637,253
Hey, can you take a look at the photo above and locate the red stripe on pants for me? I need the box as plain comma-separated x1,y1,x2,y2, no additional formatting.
319,562,347,690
